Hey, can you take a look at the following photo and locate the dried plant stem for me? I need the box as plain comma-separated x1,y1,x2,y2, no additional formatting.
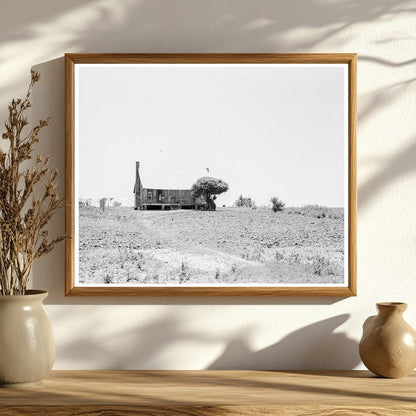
0,71,65,295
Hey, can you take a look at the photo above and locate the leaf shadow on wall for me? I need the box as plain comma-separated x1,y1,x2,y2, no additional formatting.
53,307,359,370
358,139,416,210
357,54,416,210
28,56,346,305
25,0,416,305
0,0,414,96
207,314,360,370
54,311,215,369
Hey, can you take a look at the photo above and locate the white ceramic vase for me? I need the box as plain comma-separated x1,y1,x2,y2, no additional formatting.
0,290,55,387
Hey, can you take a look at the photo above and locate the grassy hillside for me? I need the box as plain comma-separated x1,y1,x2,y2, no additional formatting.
79,206,344,285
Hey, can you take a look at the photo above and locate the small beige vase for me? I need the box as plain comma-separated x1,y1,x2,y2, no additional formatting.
359,302,416,378
0,290,55,387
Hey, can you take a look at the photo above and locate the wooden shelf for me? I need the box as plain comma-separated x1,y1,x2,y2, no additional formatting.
1,370,415,415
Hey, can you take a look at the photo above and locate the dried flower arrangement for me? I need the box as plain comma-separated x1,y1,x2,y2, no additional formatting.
0,71,65,295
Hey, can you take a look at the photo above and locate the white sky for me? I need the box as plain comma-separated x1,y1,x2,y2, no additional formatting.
77,63,347,207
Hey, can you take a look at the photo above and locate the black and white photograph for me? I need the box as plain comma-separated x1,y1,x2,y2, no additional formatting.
66,55,356,294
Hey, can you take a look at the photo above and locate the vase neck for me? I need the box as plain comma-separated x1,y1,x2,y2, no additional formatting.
377,302,407,316
0,290,48,304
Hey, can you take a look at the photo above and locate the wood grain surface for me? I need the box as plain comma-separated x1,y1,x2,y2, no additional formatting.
1,370,415,415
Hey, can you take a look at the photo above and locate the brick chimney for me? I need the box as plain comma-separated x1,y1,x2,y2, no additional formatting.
134,161,141,210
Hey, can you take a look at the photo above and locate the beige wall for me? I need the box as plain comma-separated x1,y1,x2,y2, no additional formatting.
0,0,415,369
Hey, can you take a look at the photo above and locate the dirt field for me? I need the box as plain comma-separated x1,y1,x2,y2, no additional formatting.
78,206,344,285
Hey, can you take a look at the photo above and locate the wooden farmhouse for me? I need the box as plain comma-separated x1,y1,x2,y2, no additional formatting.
133,162,208,210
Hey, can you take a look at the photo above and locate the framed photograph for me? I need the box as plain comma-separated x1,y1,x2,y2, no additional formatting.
65,53,356,296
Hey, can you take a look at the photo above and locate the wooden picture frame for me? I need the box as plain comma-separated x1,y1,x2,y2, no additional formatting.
65,53,356,296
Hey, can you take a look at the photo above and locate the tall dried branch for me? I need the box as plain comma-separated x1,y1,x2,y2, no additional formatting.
0,70,66,295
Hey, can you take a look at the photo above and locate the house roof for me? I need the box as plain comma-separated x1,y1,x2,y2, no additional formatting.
138,165,211,190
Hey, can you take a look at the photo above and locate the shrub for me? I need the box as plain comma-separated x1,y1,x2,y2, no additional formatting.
312,255,336,276
179,261,190,284
214,268,221,280
103,269,114,284
99,197,107,212
191,177,229,211
235,195,256,209
270,196,285,212
241,247,264,262
288,252,301,265
275,251,285,262
79,198,92,207
286,205,344,219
